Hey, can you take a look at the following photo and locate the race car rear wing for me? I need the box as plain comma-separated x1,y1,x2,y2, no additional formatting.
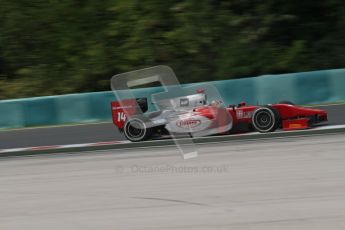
111,98,148,129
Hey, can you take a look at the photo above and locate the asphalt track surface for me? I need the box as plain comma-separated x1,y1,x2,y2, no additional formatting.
1,133,345,229
1,104,345,149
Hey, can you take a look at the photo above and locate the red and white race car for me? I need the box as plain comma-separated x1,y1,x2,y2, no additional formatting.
111,91,328,142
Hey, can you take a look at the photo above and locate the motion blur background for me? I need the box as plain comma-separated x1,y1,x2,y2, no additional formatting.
1,0,345,100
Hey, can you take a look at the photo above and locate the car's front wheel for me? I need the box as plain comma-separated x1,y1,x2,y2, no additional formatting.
252,106,280,133
123,118,152,142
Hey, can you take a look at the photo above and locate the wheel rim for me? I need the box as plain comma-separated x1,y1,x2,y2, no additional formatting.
125,119,146,141
254,110,273,130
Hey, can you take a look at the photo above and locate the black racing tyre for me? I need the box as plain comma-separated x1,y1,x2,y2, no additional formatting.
278,100,295,105
252,106,280,133
123,117,152,142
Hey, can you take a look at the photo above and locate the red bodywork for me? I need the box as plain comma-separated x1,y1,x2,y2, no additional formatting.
225,103,328,131
111,100,139,129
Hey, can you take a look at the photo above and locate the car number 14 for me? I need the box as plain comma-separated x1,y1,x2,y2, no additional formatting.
117,112,126,122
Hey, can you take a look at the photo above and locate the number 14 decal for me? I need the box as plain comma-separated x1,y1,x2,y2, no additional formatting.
117,112,126,122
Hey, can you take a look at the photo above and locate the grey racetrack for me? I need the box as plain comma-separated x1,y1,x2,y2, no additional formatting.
1,133,345,229
1,103,345,149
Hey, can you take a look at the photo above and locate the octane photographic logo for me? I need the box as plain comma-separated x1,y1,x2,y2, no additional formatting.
110,66,231,159
114,164,230,175
176,119,201,129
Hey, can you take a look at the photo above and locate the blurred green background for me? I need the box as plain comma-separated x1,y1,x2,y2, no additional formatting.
1,0,345,100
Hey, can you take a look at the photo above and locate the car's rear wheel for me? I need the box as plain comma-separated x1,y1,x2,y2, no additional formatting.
252,106,280,133
124,118,152,142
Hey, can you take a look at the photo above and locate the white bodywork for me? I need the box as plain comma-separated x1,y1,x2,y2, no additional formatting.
149,93,233,135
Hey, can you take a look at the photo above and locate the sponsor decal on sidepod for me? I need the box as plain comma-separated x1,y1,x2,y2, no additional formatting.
176,119,201,129
236,110,253,119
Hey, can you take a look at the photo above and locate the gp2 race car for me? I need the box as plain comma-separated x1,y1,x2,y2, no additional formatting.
111,90,328,142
